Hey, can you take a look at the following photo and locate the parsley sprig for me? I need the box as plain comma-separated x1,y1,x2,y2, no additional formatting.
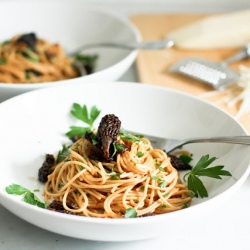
183,155,232,198
66,103,101,139
56,144,70,163
6,184,47,208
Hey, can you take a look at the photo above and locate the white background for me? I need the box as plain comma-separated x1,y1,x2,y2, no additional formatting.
2,0,250,13
1,0,250,249
53,0,250,13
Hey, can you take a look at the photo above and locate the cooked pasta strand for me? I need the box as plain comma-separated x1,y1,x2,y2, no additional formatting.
0,34,79,83
44,136,192,218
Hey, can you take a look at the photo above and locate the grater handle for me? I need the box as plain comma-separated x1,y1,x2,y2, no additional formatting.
223,44,250,65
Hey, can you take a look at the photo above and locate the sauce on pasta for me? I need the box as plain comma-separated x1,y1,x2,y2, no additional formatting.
41,115,192,218
0,33,95,83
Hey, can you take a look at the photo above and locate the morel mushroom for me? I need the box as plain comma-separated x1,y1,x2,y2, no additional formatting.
97,114,121,159
85,114,127,161
16,33,37,50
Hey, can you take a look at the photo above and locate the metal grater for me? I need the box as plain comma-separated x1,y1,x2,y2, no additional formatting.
169,45,250,89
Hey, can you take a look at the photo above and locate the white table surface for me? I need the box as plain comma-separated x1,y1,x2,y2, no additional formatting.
1,4,250,249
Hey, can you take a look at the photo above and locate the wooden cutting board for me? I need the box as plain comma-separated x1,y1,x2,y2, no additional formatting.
130,13,250,133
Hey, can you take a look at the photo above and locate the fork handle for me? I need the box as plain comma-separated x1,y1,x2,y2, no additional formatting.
68,39,175,56
183,136,250,145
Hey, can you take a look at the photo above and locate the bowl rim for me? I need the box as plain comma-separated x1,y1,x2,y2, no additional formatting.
1,81,250,242
0,81,250,225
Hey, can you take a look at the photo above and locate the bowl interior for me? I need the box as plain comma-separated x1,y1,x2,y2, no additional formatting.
0,82,249,241
0,0,139,101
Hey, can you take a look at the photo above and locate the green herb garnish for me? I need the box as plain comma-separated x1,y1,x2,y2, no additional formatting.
110,168,122,180
137,151,144,157
159,166,166,172
25,70,31,80
71,103,100,127
59,182,64,190
66,126,91,139
184,155,232,198
151,175,166,188
179,154,193,164
74,54,98,74
0,58,6,65
163,193,169,198
56,144,70,163
22,48,39,62
88,133,98,145
6,184,47,208
151,175,161,181
112,142,127,158
119,129,143,144
159,180,166,188
79,165,84,170
66,103,101,139
124,207,137,218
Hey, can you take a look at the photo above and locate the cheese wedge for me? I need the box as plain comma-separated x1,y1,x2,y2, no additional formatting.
167,9,250,49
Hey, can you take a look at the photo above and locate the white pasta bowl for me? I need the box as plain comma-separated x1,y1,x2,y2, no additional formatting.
0,0,139,102
0,81,250,241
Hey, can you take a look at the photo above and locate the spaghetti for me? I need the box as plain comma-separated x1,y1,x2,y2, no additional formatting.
43,135,192,218
0,33,81,83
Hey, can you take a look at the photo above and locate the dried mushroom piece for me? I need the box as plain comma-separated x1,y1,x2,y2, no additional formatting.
47,200,78,215
84,114,127,161
38,154,55,182
168,154,192,171
97,114,121,159
16,33,37,50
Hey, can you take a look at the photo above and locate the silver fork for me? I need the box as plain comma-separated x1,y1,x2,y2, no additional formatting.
68,39,174,56
129,132,250,153
69,39,174,74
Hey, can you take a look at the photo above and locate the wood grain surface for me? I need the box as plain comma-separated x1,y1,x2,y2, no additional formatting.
131,13,250,133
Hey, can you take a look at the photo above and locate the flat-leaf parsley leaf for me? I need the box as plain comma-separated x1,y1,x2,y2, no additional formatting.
6,184,47,208
66,103,101,139
56,144,70,163
184,155,232,198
